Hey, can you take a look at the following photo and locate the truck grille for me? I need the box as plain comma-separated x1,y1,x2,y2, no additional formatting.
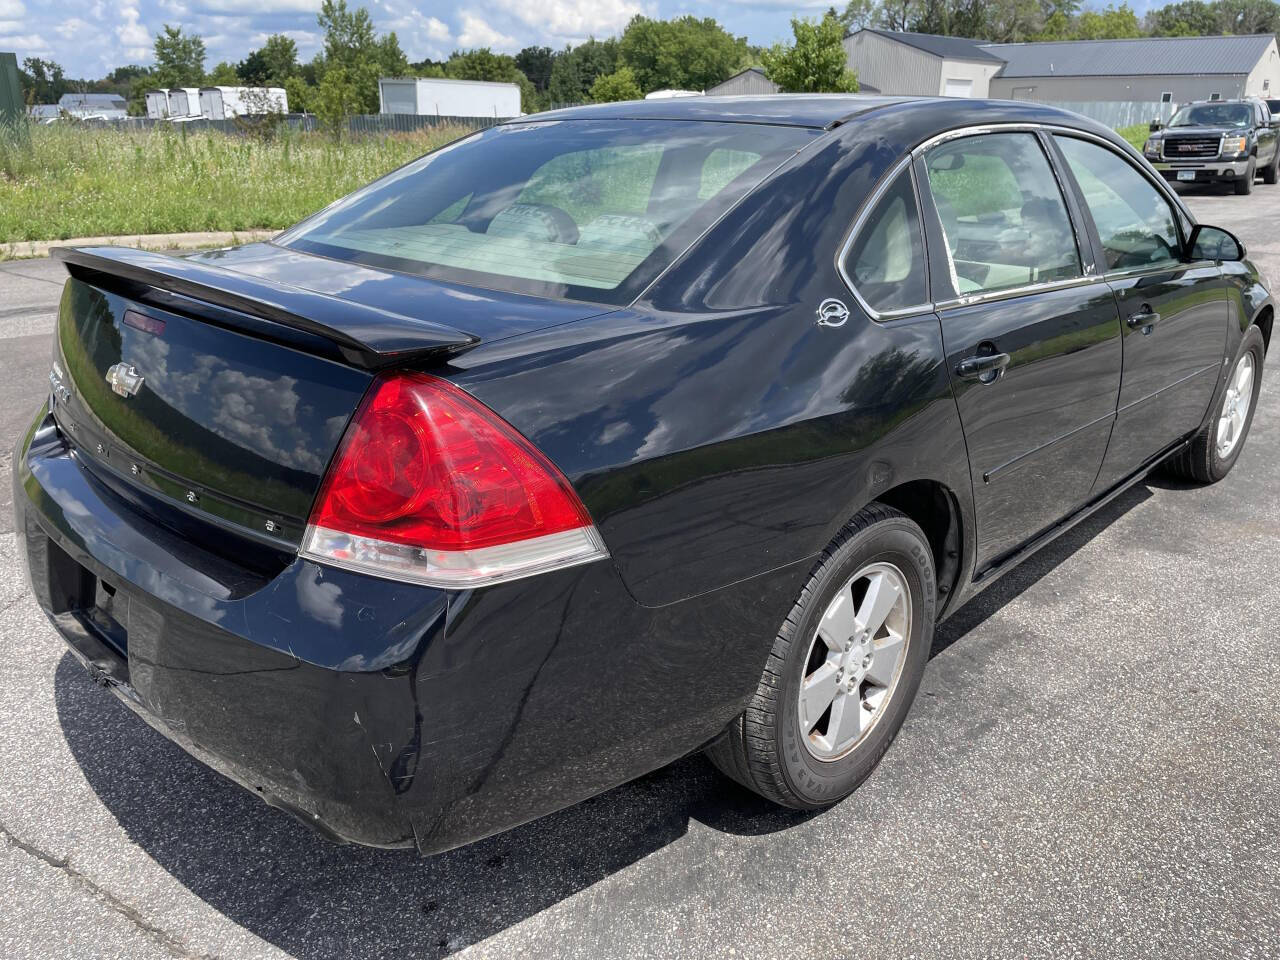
1161,136,1221,160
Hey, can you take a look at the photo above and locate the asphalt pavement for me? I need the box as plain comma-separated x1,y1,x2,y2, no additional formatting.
1,184,1278,960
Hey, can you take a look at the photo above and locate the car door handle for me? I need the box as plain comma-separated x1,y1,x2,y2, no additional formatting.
1127,309,1162,330
955,353,1011,382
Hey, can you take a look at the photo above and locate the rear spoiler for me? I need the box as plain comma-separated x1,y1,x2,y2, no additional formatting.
53,246,479,369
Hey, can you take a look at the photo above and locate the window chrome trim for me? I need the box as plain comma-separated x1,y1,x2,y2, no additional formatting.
934,273,1107,311
916,126,1091,306
834,155,935,321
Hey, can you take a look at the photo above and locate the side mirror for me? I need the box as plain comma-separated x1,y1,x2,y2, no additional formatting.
1187,224,1246,262
1149,120,1164,132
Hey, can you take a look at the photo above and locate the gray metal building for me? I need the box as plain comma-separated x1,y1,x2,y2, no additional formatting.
843,30,1004,98
706,67,780,97
57,93,128,120
845,30,1280,105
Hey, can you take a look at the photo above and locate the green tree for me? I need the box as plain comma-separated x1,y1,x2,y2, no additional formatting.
284,75,312,113
445,49,538,112
515,46,556,92
239,34,299,85
20,57,66,104
835,0,876,32
314,0,407,111
315,66,360,137
590,66,642,102
547,38,618,103
763,12,859,93
206,61,239,85
152,25,206,88
617,15,748,92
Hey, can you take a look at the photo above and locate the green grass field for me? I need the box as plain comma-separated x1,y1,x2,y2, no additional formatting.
0,123,470,244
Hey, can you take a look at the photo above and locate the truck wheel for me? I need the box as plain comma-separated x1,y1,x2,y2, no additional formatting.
1167,325,1265,484
705,504,935,809
1235,158,1256,195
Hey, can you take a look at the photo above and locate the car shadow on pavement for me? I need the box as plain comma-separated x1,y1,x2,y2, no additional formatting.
54,483,1152,959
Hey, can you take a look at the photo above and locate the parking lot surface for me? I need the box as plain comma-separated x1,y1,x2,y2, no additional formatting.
2,183,1278,960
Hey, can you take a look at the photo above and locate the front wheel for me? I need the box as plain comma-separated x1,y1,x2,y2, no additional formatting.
1167,325,1265,484
1235,158,1256,194
705,504,935,809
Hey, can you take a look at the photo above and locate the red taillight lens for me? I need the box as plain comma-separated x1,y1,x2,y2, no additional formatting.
301,372,607,587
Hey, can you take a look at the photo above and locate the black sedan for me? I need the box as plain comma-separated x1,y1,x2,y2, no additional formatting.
13,96,1271,855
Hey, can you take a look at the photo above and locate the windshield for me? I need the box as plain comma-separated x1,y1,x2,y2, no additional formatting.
1169,104,1251,128
280,119,816,305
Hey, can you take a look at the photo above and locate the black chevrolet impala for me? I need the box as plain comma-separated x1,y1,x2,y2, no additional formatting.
14,96,1271,854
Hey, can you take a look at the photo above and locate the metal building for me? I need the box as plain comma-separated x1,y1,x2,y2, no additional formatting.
706,68,780,97
378,78,522,118
985,34,1280,103
843,30,1004,98
57,93,128,120
845,30,1280,105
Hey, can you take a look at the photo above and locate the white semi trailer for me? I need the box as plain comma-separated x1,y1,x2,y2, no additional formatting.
198,87,288,120
378,78,522,118
144,89,170,118
166,88,201,119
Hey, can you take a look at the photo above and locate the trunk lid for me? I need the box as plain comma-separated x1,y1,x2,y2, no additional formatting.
50,245,610,559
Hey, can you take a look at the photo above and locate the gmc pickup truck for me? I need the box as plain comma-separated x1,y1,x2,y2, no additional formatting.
1145,98,1280,194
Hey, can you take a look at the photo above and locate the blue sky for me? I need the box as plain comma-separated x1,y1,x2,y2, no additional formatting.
1,0,1167,79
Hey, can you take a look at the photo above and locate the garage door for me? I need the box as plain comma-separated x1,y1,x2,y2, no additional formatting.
943,78,974,98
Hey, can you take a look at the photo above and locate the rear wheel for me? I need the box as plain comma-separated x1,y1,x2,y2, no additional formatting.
1235,158,1256,195
706,504,935,809
1167,325,1265,484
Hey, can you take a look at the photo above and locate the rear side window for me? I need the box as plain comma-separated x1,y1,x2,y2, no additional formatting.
923,132,1081,296
841,168,928,314
279,120,813,305
1054,135,1182,272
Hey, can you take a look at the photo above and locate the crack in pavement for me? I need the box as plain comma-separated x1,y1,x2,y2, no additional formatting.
0,265,65,287
0,819,227,960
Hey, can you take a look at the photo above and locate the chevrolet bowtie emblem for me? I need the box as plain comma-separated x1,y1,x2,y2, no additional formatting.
105,362,144,398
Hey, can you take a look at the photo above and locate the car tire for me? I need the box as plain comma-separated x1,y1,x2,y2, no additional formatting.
705,503,935,809
1167,325,1265,484
1265,151,1280,185
1235,158,1256,194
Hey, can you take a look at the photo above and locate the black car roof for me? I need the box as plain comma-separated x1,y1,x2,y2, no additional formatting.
506,95,1115,135
508,95,919,129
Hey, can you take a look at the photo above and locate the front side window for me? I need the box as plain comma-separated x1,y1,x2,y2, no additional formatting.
279,120,813,305
842,167,928,314
1054,136,1182,272
923,132,1081,296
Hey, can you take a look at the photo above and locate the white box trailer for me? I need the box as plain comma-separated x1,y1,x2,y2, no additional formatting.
198,86,288,120
144,89,171,118
166,87,201,118
378,77,521,118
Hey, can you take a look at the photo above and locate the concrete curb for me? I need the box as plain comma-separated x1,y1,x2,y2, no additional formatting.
0,229,278,260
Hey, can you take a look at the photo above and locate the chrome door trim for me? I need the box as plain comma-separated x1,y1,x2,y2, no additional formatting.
833,155,935,322
933,274,1109,311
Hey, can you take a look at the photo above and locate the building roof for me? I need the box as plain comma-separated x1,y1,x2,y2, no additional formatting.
28,104,60,117
58,93,127,109
861,29,1005,64
980,33,1276,78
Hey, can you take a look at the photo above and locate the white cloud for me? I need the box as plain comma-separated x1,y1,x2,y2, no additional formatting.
196,0,319,10
0,32,49,50
116,3,150,59
424,15,449,42
0,0,25,18
491,0,643,38
56,17,94,38
456,12,516,50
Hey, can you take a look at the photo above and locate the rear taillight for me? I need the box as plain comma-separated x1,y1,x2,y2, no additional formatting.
300,372,608,588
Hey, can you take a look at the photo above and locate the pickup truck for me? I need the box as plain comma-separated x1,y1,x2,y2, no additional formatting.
1145,97,1280,194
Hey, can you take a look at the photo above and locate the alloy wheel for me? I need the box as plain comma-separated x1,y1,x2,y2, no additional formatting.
1217,352,1255,459
798,562,912,761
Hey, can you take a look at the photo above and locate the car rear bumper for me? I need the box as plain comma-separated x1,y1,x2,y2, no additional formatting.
1153,158,1251,181
14,406,799,853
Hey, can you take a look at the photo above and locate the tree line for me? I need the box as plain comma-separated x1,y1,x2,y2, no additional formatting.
19,0,1280,121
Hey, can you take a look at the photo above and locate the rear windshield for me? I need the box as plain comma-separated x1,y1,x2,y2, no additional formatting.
1169,104,1251,128
279,119,816,305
